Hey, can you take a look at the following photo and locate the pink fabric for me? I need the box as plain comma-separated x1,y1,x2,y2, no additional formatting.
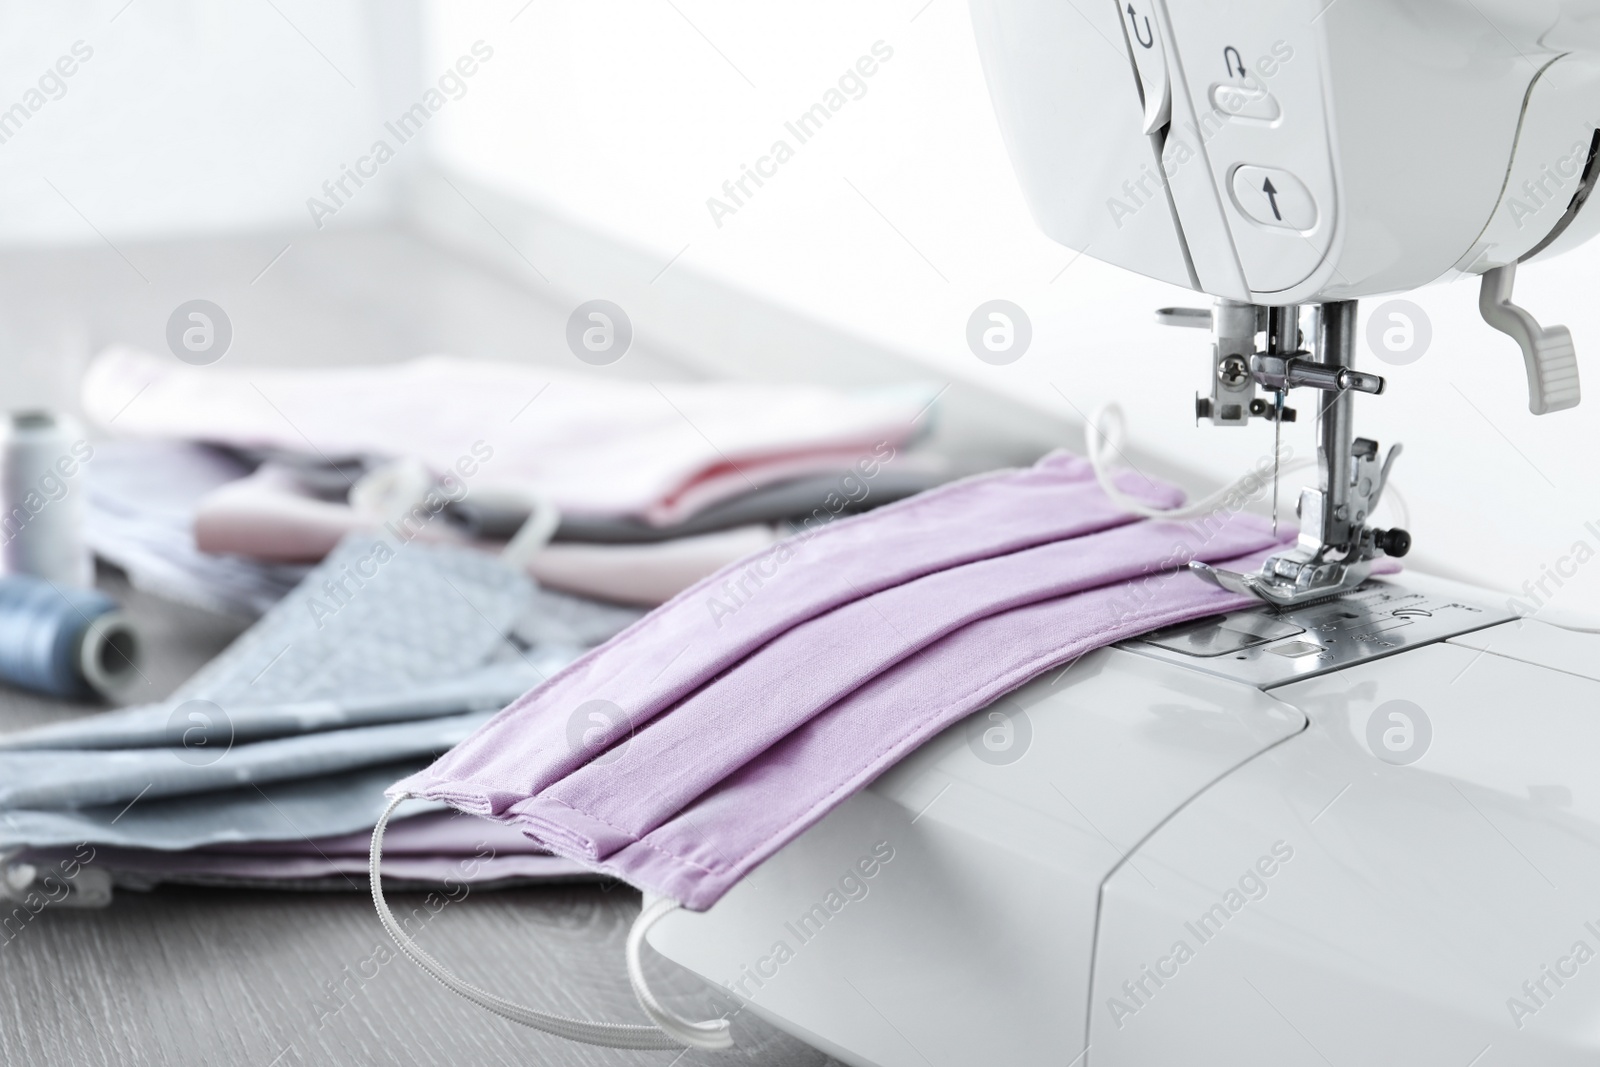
83,348,937,524
194,465,465,562
393,452,1316,909
608,551,1277,908
649,445,904,525
17,811,591,886
216,809,548,857
527,527,781,607
396,453,1176,815
22,848,585,886
191,466,783,606
513,516,1276,860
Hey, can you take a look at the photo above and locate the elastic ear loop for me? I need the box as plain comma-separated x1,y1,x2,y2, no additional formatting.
350,459,436,525
370,794,716,1051
627,897,734,1050
369,795,679,1049
499,493,561,571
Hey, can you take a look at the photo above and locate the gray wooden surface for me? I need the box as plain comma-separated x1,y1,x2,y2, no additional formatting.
0,230,843,1066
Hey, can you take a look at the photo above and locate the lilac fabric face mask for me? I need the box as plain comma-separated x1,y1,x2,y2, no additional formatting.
369,452,1297,1050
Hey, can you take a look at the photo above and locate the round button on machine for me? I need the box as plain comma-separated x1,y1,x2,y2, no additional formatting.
1229,164,1318,231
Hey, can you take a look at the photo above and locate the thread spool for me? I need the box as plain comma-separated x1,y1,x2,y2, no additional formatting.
0,576,140,700
0,410,92,587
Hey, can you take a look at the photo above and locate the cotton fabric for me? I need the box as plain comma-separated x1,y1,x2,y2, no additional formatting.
396,452,1294,909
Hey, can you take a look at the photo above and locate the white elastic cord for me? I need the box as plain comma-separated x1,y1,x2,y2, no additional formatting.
626,897,735,1050
500,493,561,571
369,794,684,1051
350,459,436,525
1087,402,1316,520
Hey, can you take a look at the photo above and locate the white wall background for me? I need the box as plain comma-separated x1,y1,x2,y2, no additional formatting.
0,0,419,243
422,0,1600,618
0,0,1594,617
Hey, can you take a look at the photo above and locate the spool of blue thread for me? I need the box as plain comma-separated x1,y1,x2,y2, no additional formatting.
0,576,140,699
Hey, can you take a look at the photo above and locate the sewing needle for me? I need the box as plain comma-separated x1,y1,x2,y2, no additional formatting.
1271,388,1284,536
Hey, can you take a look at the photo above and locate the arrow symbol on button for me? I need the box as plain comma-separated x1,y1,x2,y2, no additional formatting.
1262,177,1282,221
1126,4,1154,48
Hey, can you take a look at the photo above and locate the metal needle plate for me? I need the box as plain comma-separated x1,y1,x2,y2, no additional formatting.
1118,579,1513,689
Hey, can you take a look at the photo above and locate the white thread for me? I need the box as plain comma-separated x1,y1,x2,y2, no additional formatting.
369,794,685,1050
1379,481,1410,529
1087,402,1316,521
1,411,91,586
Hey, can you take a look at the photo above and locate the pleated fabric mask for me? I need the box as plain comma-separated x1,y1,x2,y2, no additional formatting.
369,452,1294,1050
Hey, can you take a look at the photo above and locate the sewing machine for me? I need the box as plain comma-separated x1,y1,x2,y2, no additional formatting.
650,2,1600,1062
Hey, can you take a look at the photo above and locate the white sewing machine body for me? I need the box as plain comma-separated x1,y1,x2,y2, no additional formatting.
653,0,1600,1061
967,0,1600,304
652,575,1600,1064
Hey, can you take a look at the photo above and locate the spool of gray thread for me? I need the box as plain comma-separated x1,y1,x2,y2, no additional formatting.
0,412,135,699
0,576,140,700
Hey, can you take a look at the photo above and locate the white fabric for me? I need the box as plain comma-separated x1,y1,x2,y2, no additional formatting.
83,348,936,525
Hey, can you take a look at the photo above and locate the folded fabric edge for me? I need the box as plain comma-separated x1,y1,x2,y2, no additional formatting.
396,544,1311,910
389,452,1178,802
12,849,593,889
603,566,1274,911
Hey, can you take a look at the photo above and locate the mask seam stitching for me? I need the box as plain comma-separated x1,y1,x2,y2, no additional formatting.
424,459,1104,743
510,794,726,876
407,543,1282,879
610,577,1263,883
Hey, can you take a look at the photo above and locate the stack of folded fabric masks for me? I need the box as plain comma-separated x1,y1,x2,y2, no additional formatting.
80,348,951,613
0,535,644,898
0,348,952,901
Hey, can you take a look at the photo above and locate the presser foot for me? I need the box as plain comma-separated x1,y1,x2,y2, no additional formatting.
1189,554,1375,608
